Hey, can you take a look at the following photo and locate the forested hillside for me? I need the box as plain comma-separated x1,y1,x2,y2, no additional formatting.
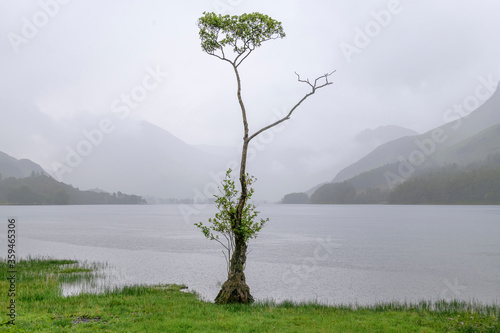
332,85,500,188
300,154,500,205
0,151,47,179
308,181,387,204
388,158,500,205
0,173,146,205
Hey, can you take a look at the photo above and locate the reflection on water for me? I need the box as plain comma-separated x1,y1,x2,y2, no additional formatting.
59,262,127,297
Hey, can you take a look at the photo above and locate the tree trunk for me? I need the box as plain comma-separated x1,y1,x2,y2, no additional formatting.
214,233,253,303
215,136,254,304
214,62,257,304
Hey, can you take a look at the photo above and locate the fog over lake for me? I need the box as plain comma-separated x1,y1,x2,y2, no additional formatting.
3,204,499,305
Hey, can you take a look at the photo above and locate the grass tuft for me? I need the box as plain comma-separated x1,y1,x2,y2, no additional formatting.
1,257,498,332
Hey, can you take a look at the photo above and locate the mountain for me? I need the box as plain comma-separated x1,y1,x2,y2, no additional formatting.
0,150,145,205
354,125,418,150
49,118,352,201
0,173,145,205
307,153,500,205
437,122,500,165
0,151,47,179
333,83,500,187
387,154,500,204
285,126,419,198
54,120,225,199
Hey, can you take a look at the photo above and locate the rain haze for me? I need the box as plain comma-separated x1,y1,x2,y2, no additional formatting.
2,0,500,321
1,0,500,201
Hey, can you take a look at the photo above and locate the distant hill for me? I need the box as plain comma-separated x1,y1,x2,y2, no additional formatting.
53,118,343,201
305,153,500,205
280,192,309,204
437,122,500,165
0,173,145,205
309,181,357,204
0,151,47,179
299,82,500,204
56,120,224,199
387,154,500,204
333,83,500,188
354,125,418,149
0,151,146,205
338,122,500,191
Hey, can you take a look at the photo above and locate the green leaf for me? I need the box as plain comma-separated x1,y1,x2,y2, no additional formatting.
194,168,268,247
198,12,285,63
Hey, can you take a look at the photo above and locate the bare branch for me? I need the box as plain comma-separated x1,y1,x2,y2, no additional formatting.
313,71,335,90
207,51,232,65
222,249,229,275
295,72,313,89
221,232,230,243
248,70,335,142
235,49,253,68
213,237,229,251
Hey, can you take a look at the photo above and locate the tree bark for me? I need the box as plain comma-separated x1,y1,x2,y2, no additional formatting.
214,231,253,303
215,64,254,304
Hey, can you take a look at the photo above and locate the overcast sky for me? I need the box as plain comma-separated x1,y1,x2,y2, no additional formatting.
1,0,500,173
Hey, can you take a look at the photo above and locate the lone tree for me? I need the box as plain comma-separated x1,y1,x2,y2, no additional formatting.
196,12,334,304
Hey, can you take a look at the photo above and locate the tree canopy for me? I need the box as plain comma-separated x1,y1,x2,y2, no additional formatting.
198,12,285,66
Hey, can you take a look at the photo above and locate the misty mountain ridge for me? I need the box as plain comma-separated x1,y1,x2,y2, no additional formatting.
2,113,354,201
0,151,47,179
437,122,500,165
331,81,500,189
304,153,500,205
0,152,145,205
386,153,500,204
354,125,418,148
53,119,223,200
0,173,145,205
43,116,371,201
4,82,497,202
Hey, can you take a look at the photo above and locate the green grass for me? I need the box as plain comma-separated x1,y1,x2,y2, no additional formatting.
1,258,499,332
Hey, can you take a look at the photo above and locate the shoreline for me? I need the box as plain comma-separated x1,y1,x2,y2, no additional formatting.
1,257,499,331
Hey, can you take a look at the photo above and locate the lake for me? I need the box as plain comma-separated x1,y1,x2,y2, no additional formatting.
1,204,499,305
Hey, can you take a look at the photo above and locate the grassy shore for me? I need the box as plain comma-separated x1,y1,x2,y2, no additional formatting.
0,258,498,332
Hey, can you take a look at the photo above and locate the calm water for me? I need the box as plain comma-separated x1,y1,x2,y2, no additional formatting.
1,204,499,305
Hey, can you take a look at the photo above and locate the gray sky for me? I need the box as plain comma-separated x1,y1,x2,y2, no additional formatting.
1,0,500,179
